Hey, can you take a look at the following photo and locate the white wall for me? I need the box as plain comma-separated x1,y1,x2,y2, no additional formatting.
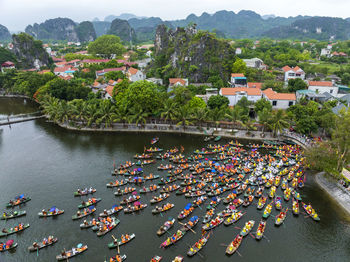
308,85,338,95
271,100,295,109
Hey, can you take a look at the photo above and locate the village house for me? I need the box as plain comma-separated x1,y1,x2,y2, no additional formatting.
282,66,305,82
168,78,189,88
81,59,110,67
67,59,81,68
53,65,78,77
146,78,163,85
243,58,267,70
1,61,15,73
126,67,145,82
235,48,242,55
230,73,247,87
262,88,296,109
219,87,262,107
331,51,347,57
95,67,125,78
308,81,339,96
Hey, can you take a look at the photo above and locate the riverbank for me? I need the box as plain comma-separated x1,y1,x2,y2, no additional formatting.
315,172,350,216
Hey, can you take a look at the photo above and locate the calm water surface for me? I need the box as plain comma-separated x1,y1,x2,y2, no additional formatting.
0,98,349,262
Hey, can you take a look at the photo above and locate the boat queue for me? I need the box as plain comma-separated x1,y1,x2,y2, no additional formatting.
0,138,321,261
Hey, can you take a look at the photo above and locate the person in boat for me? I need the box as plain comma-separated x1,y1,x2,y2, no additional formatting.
43,237,48,245
32,242,39,248
77,211,81,216
61,250,66,257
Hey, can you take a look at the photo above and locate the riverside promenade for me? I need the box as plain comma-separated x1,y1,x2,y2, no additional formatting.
316,172,350,216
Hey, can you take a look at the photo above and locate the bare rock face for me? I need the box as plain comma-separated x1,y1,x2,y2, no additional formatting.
0,24,11,41
153,24,235,83
11,33,51,69
107,18,136,43
25,18,96,42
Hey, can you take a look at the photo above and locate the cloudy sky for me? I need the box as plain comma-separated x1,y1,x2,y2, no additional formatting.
0,0,349,31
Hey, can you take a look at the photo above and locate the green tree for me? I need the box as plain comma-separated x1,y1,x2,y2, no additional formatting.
232,58,247,74
258,108,272,134
236,96,250,116
210,107,225,130
187,96,206,109
207,95,229,110
268,109,290,136
191,107,209,128
88,35,125,59
254,98,272,114
161,99,177,122
287,78,308,92
175,106,193,131
225,106,243,127
104,71,124,81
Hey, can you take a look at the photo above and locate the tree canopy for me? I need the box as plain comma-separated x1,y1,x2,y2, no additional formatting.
87,35,125,59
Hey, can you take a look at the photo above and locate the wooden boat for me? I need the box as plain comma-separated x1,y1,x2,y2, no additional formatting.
274,196,282,210
185,190,206,198
134,153,153,159
28,237,58,252
6,195,31,208
56,244,88,260
38,208,64,217
254,186,264,198
123,203,147,214
240,220,255,237
140,185,159,194
108,233,135,248
0,241,17,252
262,201,273,219
243,195,254,207
192,196,207,207
108,254,127,262
120,195,140,205
177,204,194,220
268,186,276,198
179,216,199,232
302,202,320,221
275,208,288,226
96,219,120,236
1,210,26,220
214,136,221,142
225,234,243,255
157,218,175,236
99,205,123,217
136,159,156,166
114,187,136,196
0,223,30,237
202,216,224,231
150,194,170,204
72,206,96,220
224,211,245,226
172,255,184,262
78,198,101,209
244,186,255,197
150,255,162,262
106,180,128,188
187,232,210,257
152,203,175,214
79,219,98,229
202,209,215,224
160,230,185,248
230,198,244,208
160,184,180,193
151,137,159,145
158,177,177,185
283,187,291,201
292,189,302,201
74,188,96,196
292,198,299,215
257,195,267,210
146,147,163,153
255,220,266,240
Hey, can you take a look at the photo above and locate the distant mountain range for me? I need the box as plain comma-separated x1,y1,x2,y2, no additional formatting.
1,10,350,43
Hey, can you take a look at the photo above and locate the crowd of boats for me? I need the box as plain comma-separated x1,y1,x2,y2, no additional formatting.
0,137,320,261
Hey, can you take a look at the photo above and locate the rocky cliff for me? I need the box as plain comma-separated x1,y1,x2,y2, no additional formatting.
107,18,136,43
0,24,11,41
152,25,235,83
11,33,51,69
25,18,96,42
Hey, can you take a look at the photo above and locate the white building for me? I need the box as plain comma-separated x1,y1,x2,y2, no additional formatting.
308,81,339,96
235,48,242,55
127,67,146,82
282,66,305,82
243,58,266,70
230,74,247,87
320,48,331,58
262,88,296,109
220,87,262,107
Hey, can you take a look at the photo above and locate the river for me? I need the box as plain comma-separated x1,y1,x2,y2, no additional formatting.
0,98,349,262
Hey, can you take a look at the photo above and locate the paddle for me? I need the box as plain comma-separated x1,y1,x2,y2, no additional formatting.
178,222,196,234
262,235,270,242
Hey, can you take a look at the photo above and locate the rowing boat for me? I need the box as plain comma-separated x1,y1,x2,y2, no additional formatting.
302,202,320,221
0,242,17,252
187,232,210,257
152,203,175,214
257,195,267,210
160,230,185,248
0,223,30,237
157,218,175,236
72,206,96,220
74,188,96,196
114,187,136,196
96,218,120,236
225,234,243,255
28,237,58,252
99,205,123,217
292,198,299,215
150,255,162,261
108,254,127,261
38,208,64,217
179,216,199,232
224,211,245,226
262,201,273,219
140,185,159,193
6,196,31,208
275,208,288,226
202,216,224,231
108,233,135,248
106,180,128,188
150,194,170,204
123,204,147,214
1,211,26,220
274,196,282,210
240,220,255,237
120,195,140,205
255,220,266,240
55,244,88,260
78,198,101,209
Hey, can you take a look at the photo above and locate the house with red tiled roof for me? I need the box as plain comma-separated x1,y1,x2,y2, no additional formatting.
55,61,67,68
262,88,296,109
230,73,247,87
67,59,81,68
53,65,78,77
308,81,338,95
219,87,262,106
104,85,117,99
1,61,15,73
247,82,263,89
282,66,305,82
58,75,73,81
169,78,189,88
127,67,145,82
81,59,110,66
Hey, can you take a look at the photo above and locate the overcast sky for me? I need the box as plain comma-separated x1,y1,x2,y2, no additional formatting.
1,0,349,31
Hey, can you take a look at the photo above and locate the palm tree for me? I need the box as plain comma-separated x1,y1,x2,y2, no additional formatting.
84,103,99,127
269,109,290,136
258,108,272,135
161,100,177,124
175,106,193,131
225,106,243,128
241,118,257,135
191,107,209,128
95,100,117,128
56,100,71,124
41,95,60,121
210,107,225,131
68,99,86,124
128,106,149,127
